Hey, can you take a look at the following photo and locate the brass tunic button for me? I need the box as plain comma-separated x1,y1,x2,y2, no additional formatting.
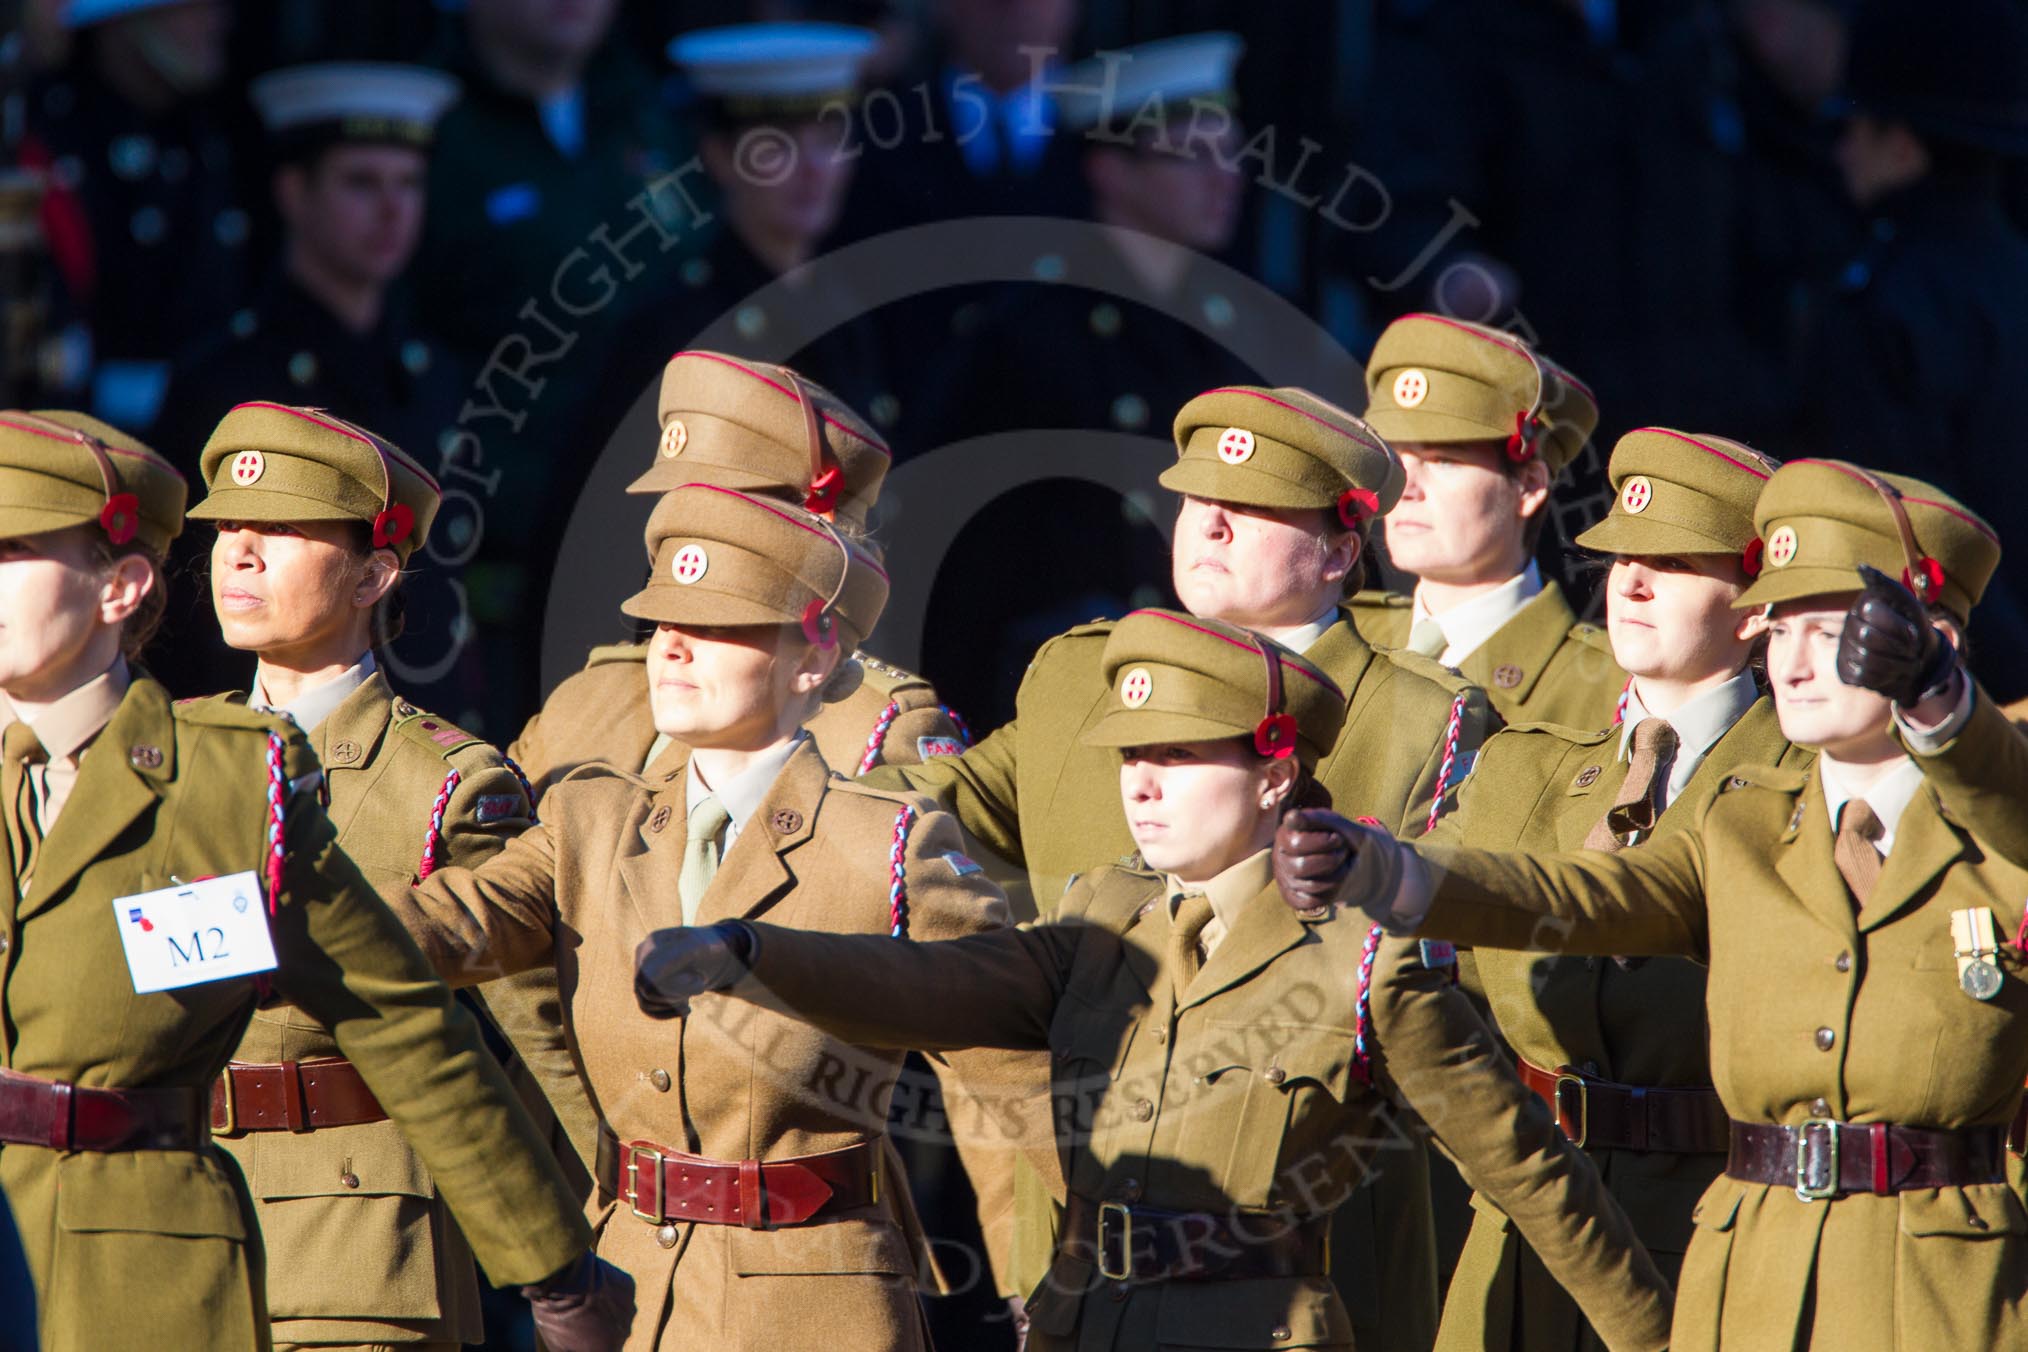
1271,1324,1292,1341
1492,665,1523,690
1118,1179,1142,1202
649,805,672,833
1132,1099,1154,1122
1151,1026,1167,1044
329,739,360,765
1970,1215,1990,1230
340,1172,359,1189
1815,1027,1836,1052
649,1068,672,1092
1573,766,1601,789
1264,1066,1287,1085
128,744,162,770
657,1224,679,1248
1110,1281,1130,1302
1811,1098,1831,1118
0,935,9,955
1835,952,1851,973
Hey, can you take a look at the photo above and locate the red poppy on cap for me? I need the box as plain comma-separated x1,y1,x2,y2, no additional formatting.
801,598,837,648
99,493,139,546
1505,412,1543,465
1742,537,1765,578
1254,713,1298,760
372,503,415,549
1904,556,1945,605
1337,486,1379,528
804,465,844,517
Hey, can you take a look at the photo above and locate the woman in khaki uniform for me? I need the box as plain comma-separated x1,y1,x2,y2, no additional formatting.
1296,459,2028,1350
1425,428,1801,1350
0,412,623,1352
631,608,1672,1350
510,351,967,798
374,484,1051,1351
178,401,544,1351
1349,314,1625,727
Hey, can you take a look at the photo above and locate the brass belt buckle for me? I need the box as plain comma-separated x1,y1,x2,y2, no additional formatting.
1553,1071,1590,1149
628,1145,668,1222
1795,1118,1840,1201
214,1071,237,1136
1096,1201,1134,1282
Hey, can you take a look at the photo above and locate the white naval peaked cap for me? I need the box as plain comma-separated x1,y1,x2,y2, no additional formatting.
249,63,461,141
64,0,192,26
1055,31,1244,133
668,23,879,101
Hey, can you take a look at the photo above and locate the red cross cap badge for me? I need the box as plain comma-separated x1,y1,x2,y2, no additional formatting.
671,543,709,584
1766,525,1798,568
660,419,688,458
230,450,265,486
1392,369,1429,408
1216,428,1255,464
1120,667,1154,707
1620,476,1653,515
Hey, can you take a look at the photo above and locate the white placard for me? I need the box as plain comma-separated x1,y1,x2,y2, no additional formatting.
111,871,279,994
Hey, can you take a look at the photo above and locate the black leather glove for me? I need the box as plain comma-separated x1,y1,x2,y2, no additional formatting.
634,920,755,1019
1273,808,1365,913
1837,564,1958,706
521,1251,636,1352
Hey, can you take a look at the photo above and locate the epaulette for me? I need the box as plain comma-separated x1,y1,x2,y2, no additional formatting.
826,775,930,811
390,699,486,760
1500,718,1617,748
172,697,295,736
1379,645,1477,695
1347,588,1411,612
1717,761,1808,795
849,650,934,695
1568,622,1614,656
585,640,650,669
1023,618,1116,676
558,759,648,788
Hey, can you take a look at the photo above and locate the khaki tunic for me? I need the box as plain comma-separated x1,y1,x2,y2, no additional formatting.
380,739,1053,1351
1348,583,1626,729
730,863,1673,1351
863,610,1489,1349
1415,689,2028,1351
0,681,588,1352
191,674,537,1346
1428,698,1805,1352
508,640,967,798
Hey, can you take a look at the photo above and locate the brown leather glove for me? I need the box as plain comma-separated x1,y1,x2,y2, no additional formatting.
634,921,756,1019
1274,807,1365,913
521,1250,636,1352
1838,564,1958,706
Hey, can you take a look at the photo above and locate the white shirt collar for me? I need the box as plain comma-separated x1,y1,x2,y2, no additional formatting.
1617,669,1762,808
1412,562,1543,667
252,652,376,734
684,733,806,850
1817,754,1928,854
1262,601,1343,657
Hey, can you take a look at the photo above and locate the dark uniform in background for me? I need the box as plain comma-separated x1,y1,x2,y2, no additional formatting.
1796,0,2028,699
21,0,255,432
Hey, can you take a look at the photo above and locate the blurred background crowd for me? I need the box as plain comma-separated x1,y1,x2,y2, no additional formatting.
4,3,2028,1348
6,0,2028,738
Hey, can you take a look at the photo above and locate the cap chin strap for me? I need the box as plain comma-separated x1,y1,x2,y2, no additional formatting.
1505,345,1552,466
802,514,854,650
1253,639,1297,760
780,366,844,518
1843,462,1944,606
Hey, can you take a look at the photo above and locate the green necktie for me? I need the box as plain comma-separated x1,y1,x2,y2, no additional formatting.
1406,617,1448,659
678,793,732,926
1169,892,1216,997
3,722,48,895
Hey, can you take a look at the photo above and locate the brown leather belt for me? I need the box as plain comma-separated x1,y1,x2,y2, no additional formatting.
0,1067,207,1152
209,1058,387,1135
1727,1119,2007,1199
1517,1057,1728,1154
1062,1192,1331,1285
594,1128,880,1229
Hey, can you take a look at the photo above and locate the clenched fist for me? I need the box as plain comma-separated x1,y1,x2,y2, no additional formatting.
1837,564,1958,707
634,921,756,1019
1274,808,1367,912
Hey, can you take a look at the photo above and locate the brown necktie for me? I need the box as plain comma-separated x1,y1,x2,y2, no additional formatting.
2,722,48,892
1169,892,1216,996
1583,718,1680,853
1834,800,1886,909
